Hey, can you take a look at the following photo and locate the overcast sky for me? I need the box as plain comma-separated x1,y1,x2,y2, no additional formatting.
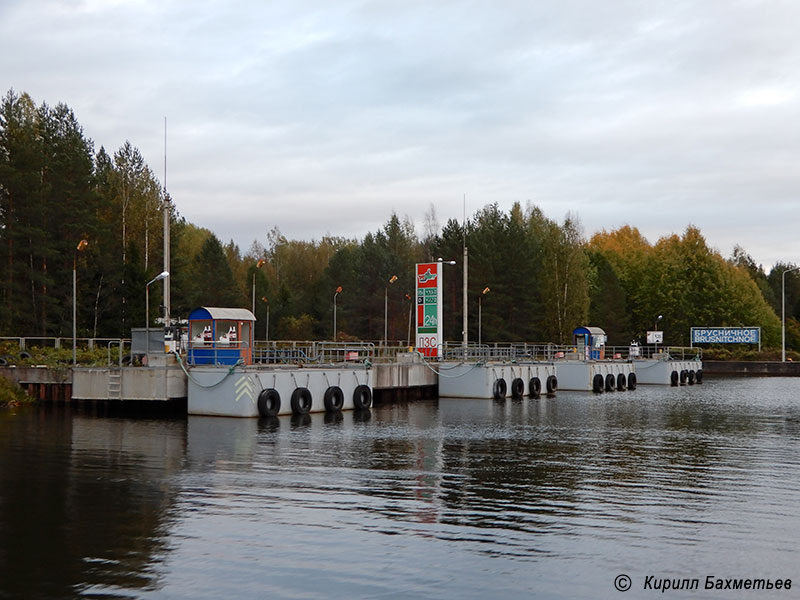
2,0,798,268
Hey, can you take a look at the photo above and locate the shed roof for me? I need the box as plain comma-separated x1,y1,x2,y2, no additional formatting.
573,326,606,336
188,307,256,322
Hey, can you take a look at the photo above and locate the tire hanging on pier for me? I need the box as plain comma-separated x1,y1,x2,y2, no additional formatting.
257,388,281,417
529,377,542,399
680,370,689,385
511,378,525,399
546,375,558,395
627,372,637,390
290,387,313,415
593,373,605,393
324,386,345,412
695,369,703,384
493,378,507,400
353,384,372,410
605,373,616,392
616,373,627,391
688,370,696,385
670,371,679,387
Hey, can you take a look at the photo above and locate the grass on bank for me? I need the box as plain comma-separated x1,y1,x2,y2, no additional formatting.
0,376,32,407
0,342,122,368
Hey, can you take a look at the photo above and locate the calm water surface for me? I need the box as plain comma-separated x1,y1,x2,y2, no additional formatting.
1,377,799,599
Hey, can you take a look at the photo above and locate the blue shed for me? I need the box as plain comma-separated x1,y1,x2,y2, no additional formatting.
187,307,256,365
573,326,607,360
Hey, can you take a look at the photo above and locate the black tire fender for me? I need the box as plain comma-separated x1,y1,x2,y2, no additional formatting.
627,372,637,390
546,375,558,395
257,388,281,417
605,373,616,392
493,378,507,400
290,387,313,415
323,386,344,412
670,371,679,387
353,384,372,410
511,378,525,399
616,372,627,391
529,377,542,399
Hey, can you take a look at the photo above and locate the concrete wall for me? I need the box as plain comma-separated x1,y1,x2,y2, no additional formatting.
438,362,557,398
188,365,372,417
372,362,437,389
703,361,800,376
0,366,72,385
72,367,187,401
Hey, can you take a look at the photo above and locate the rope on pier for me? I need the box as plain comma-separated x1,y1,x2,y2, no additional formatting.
413,350,486,378
172,351,244,388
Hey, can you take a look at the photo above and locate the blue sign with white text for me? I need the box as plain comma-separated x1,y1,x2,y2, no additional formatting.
691,327,760,344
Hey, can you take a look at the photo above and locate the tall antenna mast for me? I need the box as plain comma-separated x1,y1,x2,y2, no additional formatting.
462,193,468,349
163,117,171,330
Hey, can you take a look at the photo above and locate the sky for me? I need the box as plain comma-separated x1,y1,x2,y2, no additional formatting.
2,0,798,269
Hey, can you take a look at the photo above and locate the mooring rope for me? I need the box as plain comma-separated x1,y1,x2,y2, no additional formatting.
172,351,244,388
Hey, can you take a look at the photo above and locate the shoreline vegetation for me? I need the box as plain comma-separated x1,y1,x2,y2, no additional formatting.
0,377,31,408
2,88,799,353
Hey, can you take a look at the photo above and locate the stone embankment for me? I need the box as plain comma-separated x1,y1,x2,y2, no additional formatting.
703,361,800,376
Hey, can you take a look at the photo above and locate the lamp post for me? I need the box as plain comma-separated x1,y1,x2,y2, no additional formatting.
251,258,266,314
437,258,457,357
654,314,663,353
478,287,490,345
73,239,89,365
405,293,413,347
146,271,169,355
261,296,269,343
384,275,398,344
782,266,799,362
333,285,342,341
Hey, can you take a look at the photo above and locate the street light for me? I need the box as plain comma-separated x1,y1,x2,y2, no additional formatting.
436,258,457,356
251,258,266,314
333,285,342,341
654,314,663,353
384,275,398,344
73,239,89,365
261,296,269,343
782,266,799,362
405,293,413,347
146,271,169,355
478,287,490,345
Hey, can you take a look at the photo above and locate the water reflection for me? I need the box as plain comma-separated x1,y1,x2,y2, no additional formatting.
0,405,185,599
1,378,799,599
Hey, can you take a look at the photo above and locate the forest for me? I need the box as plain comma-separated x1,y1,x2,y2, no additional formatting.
1,89,798,352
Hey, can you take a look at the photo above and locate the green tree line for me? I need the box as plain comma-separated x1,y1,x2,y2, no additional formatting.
2,89,798,349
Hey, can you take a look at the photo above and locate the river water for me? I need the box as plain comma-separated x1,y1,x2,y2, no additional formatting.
1,377,799,599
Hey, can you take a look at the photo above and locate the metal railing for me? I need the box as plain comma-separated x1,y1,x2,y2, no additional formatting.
0,335,702,368
440,341,701,363
0,336,128,352
249,340,411,365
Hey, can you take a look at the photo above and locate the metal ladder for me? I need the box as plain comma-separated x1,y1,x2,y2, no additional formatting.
106,340,125,400
107,369,121,399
